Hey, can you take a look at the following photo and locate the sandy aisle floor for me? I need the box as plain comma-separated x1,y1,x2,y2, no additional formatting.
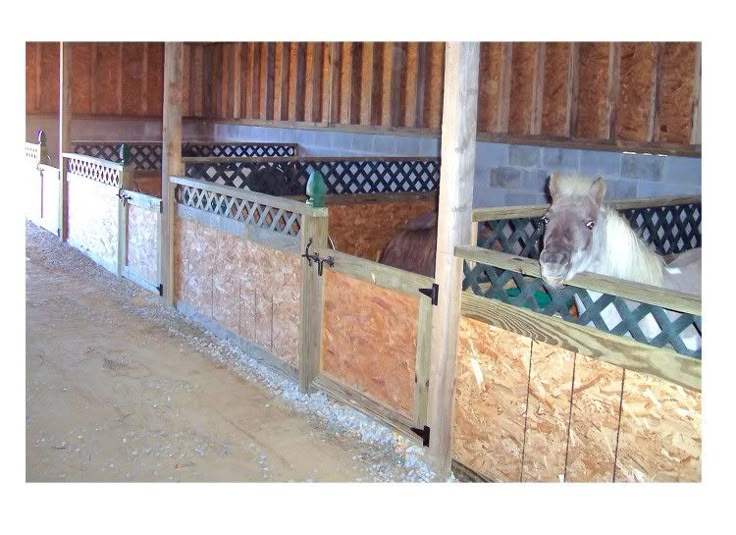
25,222,438,482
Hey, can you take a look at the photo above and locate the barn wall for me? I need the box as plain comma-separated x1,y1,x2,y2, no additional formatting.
25,42,207,119
27,41,700,154
203,41,700,154
209,123,702,206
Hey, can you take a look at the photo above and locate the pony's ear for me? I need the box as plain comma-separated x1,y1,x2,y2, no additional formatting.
589,177,606,206
548,173,561,200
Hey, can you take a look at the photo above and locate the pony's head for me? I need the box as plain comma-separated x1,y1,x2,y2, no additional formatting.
539,174,607,289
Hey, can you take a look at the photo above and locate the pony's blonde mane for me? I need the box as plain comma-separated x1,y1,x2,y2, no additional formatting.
600,206,665,286
553,174,665,286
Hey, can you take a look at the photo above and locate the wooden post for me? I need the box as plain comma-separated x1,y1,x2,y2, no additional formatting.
161,43,184,306
58,42,72,241
426,42,480,477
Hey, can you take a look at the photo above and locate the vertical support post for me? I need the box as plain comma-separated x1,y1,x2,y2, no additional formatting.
117,144,134,277
58,42,72,241
298,208,329,393
426,42,480,477
161,43,184,306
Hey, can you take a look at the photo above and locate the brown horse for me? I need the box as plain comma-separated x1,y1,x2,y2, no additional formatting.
378,212,493,278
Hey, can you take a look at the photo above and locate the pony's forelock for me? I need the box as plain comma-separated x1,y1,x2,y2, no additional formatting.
551,174,601,201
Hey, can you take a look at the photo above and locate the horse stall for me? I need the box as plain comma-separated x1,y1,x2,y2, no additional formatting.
25,137,60,236
451,196,702,482
177,155,441,438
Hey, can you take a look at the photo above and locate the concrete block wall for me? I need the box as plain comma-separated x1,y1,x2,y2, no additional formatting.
211,123,701,208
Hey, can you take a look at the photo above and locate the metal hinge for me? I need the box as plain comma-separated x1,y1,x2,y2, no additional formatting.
419,283,438,305
410,425,431,447
157,284,163,296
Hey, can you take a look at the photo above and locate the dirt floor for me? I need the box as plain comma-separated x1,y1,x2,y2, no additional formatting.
25,221,441,482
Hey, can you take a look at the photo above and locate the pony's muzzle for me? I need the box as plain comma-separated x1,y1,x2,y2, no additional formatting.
539,250,571,287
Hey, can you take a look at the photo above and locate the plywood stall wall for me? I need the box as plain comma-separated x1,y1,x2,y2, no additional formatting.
453,318,701,482
326,193,437,261
126,203,159,286
321,270,418,417
26,42,206,118
175,217,301,370
66,176,120,274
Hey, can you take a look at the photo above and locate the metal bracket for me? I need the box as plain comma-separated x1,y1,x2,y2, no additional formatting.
419,283,439,305
302,238,334,276
157,284,163,297
410,425,431,447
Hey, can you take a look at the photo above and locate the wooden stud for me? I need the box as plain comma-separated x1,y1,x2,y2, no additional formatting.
295,42,306,122
328,42,341,124
339,42,353,124
162,43,184,306
415,42,427,129
140,43,149,116
425,42,445,130
34,42,42,112
360,42,374,125
567,43,580,138
531,43,546,135
233,43,242,119
649,42,664,143
606,42,621,141
298,211,329,393
59,42,72,241
381,42,395,126
690,43,702,145
497,42,513,133
426,42,480,476
265,43,276,121
89,43,97,114
404,42,420,128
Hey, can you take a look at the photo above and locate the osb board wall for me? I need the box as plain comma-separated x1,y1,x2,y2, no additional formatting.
126,204,159,286
67,176,119,273
26,42,205,118
321,270,418,417
175,217,301,368
27,41,700,150
327,195,437,262
453,317,701,482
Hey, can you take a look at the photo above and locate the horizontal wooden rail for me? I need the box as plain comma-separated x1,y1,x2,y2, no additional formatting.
461,292,701,392
471,195,702,222
455,245,701,316
318,248,434,297
169,175,327,218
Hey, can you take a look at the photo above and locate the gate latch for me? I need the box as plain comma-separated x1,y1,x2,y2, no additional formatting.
117,190,131,207
302,238,334,276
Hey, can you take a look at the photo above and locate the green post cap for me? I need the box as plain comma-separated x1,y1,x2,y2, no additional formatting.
306,170,327,208
37,129,46,145
119,143,131,166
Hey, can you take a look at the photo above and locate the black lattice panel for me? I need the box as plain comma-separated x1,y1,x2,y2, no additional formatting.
620,203,702,255
185,159,440,194
478,202,702,258
175,184,302,237
182,143,297,158
73,143,162,170
462,261,702,359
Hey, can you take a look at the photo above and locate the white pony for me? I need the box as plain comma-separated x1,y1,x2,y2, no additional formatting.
538,173,701,352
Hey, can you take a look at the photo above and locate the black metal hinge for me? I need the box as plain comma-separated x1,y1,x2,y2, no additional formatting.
157,284,163,296
410,425,431,447
419,283,439,305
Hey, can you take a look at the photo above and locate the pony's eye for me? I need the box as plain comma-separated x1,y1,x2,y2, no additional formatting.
586,220,595,230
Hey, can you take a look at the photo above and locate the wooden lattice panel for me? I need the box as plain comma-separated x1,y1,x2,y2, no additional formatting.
66,157,122,188
74,142,162,170
26,143,41,162
181,142,297,158
175,183,302,237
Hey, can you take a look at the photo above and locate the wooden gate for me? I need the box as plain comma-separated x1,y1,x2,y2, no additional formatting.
313,250,434,444
118,189,163,295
